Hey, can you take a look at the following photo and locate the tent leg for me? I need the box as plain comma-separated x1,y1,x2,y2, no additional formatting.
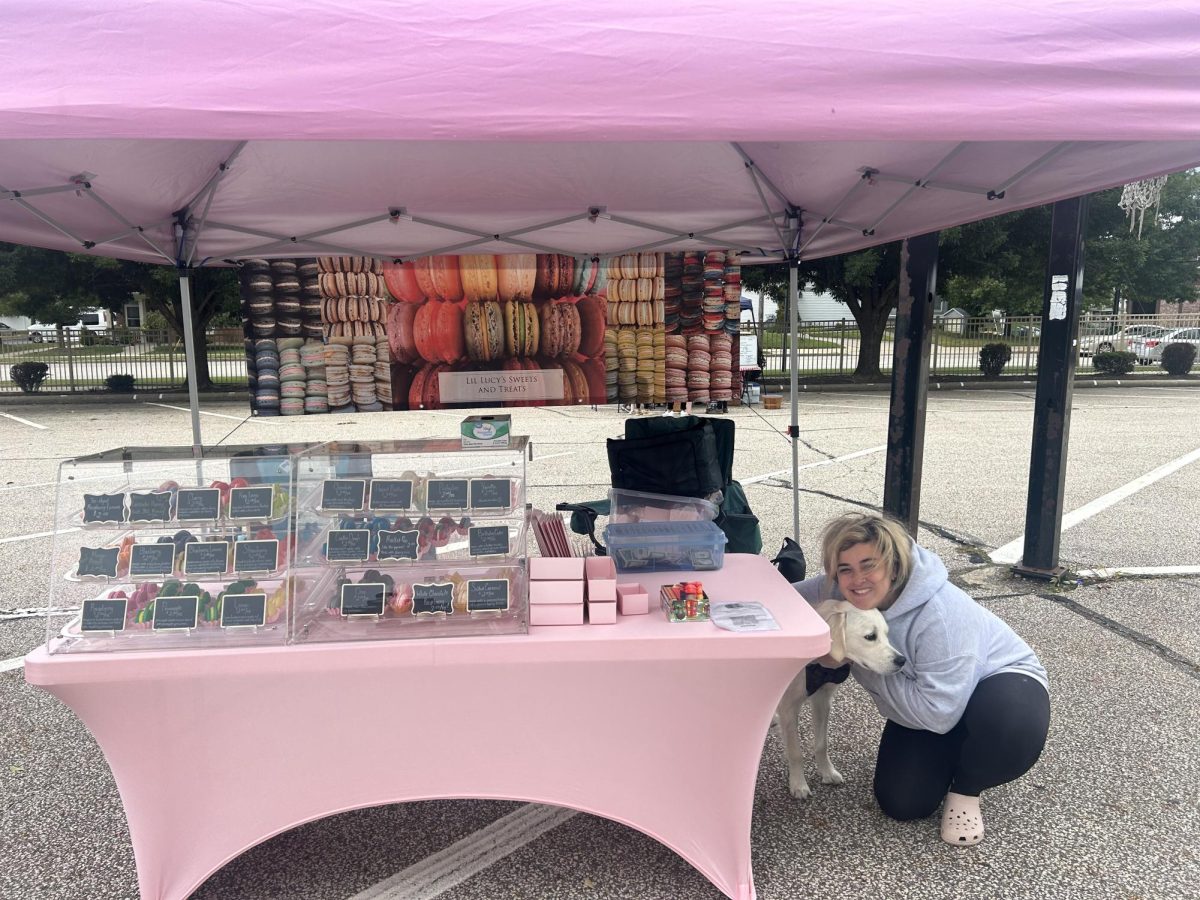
788,261,800,543
1014,196,1088,579
883,231,938,535
177,272,203,457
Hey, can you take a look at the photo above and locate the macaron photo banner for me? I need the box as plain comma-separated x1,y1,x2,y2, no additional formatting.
237,250,741,416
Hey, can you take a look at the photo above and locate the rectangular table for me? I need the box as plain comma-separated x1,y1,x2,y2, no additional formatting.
25,553,828,900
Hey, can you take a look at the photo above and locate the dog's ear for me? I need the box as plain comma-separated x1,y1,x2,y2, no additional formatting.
827,612,847,663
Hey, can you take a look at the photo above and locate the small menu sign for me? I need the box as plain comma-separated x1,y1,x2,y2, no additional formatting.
233,539,279,574
468,525,509,557
220,592,267,628
82,493,125,524
413,582,455,615
427,478,469,510
229,486,274,520
183,541,230,576
377,529,419,561
368,479,414,511
467,579,510,612
470,478,511,510
340,582,386,617
153,595,199,631
321,479,366,511
77,546,120,578
129,542,177,577
80,598,127,632
176,488,222,522
327,529,370,562
129,491,173,523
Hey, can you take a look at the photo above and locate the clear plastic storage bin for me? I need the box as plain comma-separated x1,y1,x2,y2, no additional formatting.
603,521,728,573
607,488,718,524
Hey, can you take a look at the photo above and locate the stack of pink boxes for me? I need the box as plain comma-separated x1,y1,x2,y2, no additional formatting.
527,557,651,625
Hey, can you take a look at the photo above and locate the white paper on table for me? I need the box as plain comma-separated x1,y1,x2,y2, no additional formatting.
709,601,780,632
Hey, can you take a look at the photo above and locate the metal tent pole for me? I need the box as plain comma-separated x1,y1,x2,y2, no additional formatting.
177,272,203,457
788,260,800,542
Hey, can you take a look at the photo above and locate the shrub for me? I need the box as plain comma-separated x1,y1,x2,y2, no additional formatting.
105,374,136,393
1160,342,1197,376
79,329,98,347
979,342,1012,378
10,361,50,393
1093,350,1136,376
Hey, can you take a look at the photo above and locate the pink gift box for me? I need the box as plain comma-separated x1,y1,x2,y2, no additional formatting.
585,556,617,604
588,601,617,625
529,580,584,605
584,557,617,579
616,583,649,616
529,603,584,626
529,557,585,581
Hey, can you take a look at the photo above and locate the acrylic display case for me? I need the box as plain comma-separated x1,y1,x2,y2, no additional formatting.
46,443,318,654
288,437,530,643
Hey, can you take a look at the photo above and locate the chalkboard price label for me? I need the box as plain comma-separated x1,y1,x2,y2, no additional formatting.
468,525,510,557
377,529,419,561
176,488,222,522
233,539,279,574
229,486,274,521
321,479,367,512
368,479,414,511
129,491,173,523
129,542,177,578
153,595,199,631
80,598,127,632
466,579,510,612
469,478,512,510
427,479,469,510
82,493,125,525
340,582,386,617
220,592,267,628
326,528,370,562
412,582,455,616
77,546,120,579
183,541,230,576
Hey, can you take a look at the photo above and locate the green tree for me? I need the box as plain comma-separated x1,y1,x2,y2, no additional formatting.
0,244,125,341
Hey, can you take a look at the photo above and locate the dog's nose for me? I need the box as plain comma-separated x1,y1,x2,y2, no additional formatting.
893,654,906,668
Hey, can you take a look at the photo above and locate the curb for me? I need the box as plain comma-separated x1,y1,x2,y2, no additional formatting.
759,376,1198,395
0,390,242,407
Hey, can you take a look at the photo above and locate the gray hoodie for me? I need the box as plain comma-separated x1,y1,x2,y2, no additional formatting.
794,542,1048,734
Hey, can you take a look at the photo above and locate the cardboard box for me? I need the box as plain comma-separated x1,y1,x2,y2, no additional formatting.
584,556,617,603
530,603,585,626
529,557,585,581
461,415,512,449
616,583,649,616
587,601,617,625
529,579,584,605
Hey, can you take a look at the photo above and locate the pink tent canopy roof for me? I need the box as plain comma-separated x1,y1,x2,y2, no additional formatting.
1,1,1199,264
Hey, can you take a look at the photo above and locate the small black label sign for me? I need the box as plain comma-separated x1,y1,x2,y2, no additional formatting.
229,486,274,520
326,529,370,562
321,479,366,511
427,478,469,510
468,524,510,557
377,529,419,561
153,595,199,630
80,598,127,632
340,582,386,617
413,582,455,615
77,546,120,579
129,542,177,577
176,488,222,522
469,478,511,510
129,491,173,523
183,541,230,576
220,592,267,628
82,493,125,524
233,539,279,573
466,579,510,612
368,479,414,511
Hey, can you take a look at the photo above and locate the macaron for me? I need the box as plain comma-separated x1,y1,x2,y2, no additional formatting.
463,301,505,362
274,277,301,294
251,318,276,337
503,301,540,357
296,261,320,279
247,296,273,318
281,381,306,399
276,297,300,316
277,317,303,336
304,397,329,414
537,302,581,359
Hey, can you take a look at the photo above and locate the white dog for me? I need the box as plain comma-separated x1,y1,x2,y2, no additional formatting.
776,598,906,800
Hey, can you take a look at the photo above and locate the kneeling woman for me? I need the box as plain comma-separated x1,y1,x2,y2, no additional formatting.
795,513,1050,846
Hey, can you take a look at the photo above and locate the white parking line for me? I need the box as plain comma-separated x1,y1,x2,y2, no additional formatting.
0,656,25,674
0,527,78,545
144,402,270,423
0,411,48,430
1078,565,1200,579
741,445,888,486
347,803,577,900
991,444,1200,564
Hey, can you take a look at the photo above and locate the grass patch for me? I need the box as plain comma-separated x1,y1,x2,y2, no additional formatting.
760,332,842,350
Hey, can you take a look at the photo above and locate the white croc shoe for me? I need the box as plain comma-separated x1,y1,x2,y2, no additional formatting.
940,792,985,846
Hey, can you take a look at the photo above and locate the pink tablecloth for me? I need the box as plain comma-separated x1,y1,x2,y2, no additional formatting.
25,554,827,900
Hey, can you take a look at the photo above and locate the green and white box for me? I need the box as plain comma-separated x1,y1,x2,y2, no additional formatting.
461,415,511,449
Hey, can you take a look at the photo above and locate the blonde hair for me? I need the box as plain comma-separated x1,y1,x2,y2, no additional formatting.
821,513,914,598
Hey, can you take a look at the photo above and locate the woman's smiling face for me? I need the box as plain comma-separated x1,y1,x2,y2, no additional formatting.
836,541,895,610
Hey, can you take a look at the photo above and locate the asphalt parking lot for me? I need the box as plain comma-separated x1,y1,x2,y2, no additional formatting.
2,384,1198,900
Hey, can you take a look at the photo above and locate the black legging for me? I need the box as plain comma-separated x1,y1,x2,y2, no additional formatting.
873,672,1050,821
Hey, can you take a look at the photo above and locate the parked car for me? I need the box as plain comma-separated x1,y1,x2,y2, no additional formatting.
1078,324,1169,356
1137,327,1200,365
0,322,45,344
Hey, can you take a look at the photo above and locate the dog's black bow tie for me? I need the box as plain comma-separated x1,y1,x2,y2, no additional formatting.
805,662,851,694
